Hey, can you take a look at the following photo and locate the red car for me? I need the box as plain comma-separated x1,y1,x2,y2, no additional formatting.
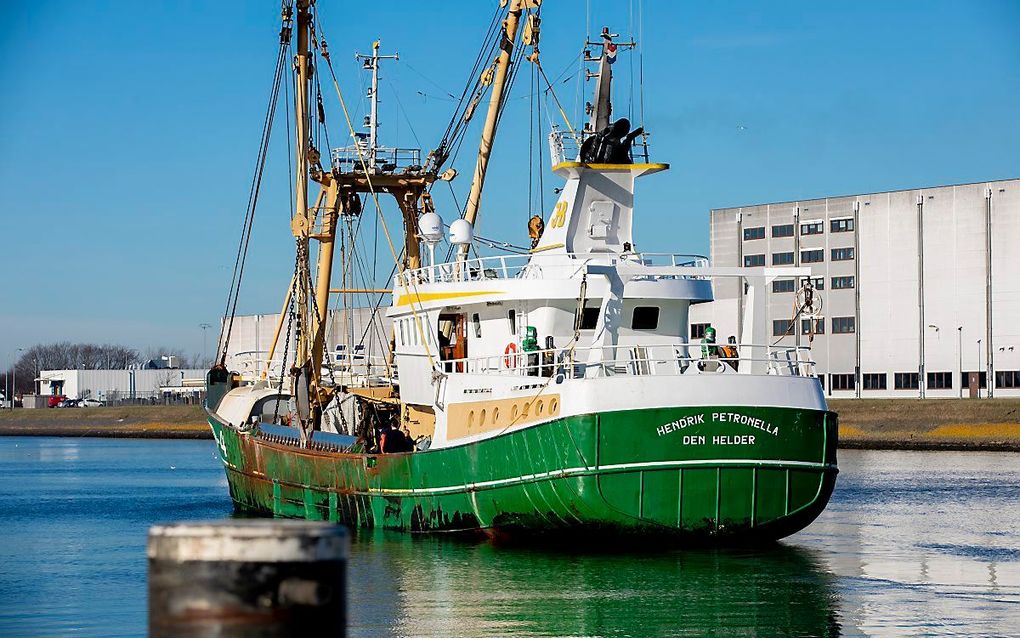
48,395,67,408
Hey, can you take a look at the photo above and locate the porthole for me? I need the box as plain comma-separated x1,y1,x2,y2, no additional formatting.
511,404,519,420
549,398,559,414
522,402,530,417
468,410,475,428
537,400,545,415
480,409,487,426
492,407,500,424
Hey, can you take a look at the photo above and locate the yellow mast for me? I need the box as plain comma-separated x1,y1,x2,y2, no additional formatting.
293,0,312,367
460,0,539,255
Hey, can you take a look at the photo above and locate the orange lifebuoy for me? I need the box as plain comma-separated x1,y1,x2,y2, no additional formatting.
504,342,519,369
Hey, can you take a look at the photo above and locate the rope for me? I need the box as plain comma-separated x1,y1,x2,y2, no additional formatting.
218,33,290,366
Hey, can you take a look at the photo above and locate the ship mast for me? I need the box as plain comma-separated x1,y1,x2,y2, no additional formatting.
356,41,399,172
459,0,539,256
293,0,313,370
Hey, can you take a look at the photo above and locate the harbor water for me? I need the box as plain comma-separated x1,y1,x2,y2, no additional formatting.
0,438,1017,637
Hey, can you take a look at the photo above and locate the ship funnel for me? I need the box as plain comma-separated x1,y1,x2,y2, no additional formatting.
449,219,474,245
418,212,443,244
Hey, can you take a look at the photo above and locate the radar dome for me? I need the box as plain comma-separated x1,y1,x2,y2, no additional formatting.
449,219,474,245
418,212,443,243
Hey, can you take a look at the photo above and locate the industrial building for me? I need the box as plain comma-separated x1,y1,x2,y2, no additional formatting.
690,178,1020,398
35,368,208,404
221,306,393,377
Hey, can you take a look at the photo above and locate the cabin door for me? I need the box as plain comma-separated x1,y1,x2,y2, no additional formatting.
438,313,467,372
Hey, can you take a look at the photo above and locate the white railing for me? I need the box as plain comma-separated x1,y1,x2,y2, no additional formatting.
548,128,652,166
426,342,817,380
395,253,709,287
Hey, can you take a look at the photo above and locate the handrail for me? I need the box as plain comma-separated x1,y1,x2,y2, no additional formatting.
402,342,817,379
395,252,710,287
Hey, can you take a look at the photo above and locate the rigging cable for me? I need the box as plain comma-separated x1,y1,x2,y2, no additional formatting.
218,28,291,366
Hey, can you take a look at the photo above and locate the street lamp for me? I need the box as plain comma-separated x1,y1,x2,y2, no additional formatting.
13,348,23,410
977,339,982,399
200,323,213,366
957,327,963,398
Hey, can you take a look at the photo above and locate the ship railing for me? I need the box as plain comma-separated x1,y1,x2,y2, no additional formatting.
548,128,652,166
395,252,709,287
331,145,422,174
432,342,817,379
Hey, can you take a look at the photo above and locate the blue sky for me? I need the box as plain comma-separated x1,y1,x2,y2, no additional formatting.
1,0,1018,359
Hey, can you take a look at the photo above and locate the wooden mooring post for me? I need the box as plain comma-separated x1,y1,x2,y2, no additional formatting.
148,520,348,637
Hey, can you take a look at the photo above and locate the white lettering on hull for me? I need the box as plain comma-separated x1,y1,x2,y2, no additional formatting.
655,412,780,441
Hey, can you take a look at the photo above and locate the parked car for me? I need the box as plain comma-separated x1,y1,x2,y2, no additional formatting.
48,395,67,408
80,398,104,408
58,398,81,408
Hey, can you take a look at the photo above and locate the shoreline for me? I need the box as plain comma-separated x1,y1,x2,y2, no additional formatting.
0,400,1017,450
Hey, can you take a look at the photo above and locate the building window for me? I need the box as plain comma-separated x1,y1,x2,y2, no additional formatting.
894,372,920,390
831,247,855,261
690,323,710,339
831,218,854,233
743,226,766,241
927,371,952,389
772,279,796,293
801,249,824,263
830,374,855,391
632,306,660,330
995,370,1020,388
801,276,824,290
772,252,795,266
800,221,824,235
961,371,988,389
831,276,855,289
863,373,887,390
832,317,855,334
744,254,765,267
772,224,795,238
773,319,793,337
801,318,824,334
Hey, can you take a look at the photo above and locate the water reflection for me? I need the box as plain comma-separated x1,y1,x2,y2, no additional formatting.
349,533,842,638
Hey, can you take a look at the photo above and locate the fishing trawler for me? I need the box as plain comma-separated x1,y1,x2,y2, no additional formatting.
206,0,837,541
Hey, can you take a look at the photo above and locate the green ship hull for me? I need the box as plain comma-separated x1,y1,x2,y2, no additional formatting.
209,404,838,541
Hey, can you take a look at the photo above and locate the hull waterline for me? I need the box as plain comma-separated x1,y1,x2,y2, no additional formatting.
209,405,837,543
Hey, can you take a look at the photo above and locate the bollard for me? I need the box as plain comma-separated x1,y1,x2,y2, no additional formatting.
148,520,348,637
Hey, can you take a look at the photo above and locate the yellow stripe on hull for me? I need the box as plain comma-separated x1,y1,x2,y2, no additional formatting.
396,290,504,306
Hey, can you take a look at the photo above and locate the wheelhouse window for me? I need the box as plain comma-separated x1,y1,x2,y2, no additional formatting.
744,254,765,267
576,306,600,330
801,249,824,263
772,224,795,238
690,323,710,339
632,306,660,330
800,221,824,235
743,226,765,241
507,309,516,336
772,252,795,266
472,313,482,338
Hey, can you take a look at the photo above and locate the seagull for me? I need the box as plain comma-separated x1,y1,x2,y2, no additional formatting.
736,125,747,131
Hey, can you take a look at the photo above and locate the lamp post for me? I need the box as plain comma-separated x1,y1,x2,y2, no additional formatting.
200,323,213,366
13,348,23,409
977,339,982,399
957,327,963,398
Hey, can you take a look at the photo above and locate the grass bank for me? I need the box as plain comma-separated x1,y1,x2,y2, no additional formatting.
831,398,1020,451
0,405,210,439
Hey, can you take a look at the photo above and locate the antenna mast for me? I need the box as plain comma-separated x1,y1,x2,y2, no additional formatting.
355,41,399,172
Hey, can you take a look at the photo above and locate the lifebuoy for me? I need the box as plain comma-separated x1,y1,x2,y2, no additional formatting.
504,342,519,369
